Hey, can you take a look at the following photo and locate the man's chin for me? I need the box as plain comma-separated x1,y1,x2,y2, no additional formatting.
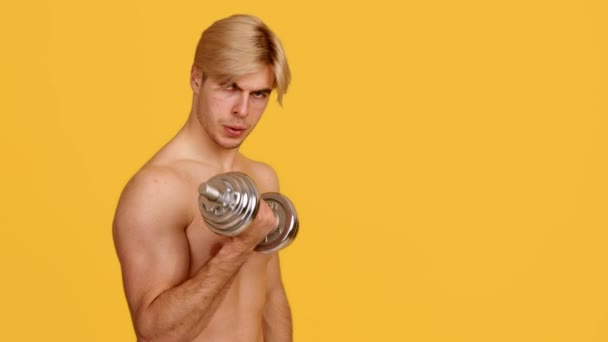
217,138,243,150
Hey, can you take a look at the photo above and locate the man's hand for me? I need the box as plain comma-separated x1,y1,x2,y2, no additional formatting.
228,201,279,253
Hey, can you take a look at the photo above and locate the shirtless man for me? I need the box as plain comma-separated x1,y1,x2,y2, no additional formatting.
113,14,293,341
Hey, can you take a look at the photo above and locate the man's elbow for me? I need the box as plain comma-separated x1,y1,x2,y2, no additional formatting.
132,309,169,342
133,316,159,342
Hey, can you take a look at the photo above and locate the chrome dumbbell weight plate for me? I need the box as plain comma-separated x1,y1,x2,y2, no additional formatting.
198,172,299,253
198,172,260,236
256,192,299,253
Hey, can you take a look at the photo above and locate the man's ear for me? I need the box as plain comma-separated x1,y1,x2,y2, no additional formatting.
190,65,203,94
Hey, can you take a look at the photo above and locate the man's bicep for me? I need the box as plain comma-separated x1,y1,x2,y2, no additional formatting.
113,170,192,315
116,220,191,314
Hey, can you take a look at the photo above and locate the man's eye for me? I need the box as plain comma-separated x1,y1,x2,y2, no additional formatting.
252,92,267,98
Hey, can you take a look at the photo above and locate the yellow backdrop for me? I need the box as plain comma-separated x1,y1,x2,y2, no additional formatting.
1,1,606,341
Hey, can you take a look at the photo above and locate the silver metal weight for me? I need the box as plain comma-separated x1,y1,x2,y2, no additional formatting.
257,192,299,253
198,172,299,253
198,172,260,236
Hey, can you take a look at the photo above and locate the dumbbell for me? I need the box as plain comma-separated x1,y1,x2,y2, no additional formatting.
198,171,299,253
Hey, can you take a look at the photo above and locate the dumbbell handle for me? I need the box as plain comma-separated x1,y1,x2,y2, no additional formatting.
199,183,222,202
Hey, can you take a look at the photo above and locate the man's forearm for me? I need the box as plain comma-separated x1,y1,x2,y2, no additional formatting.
135,245,250,342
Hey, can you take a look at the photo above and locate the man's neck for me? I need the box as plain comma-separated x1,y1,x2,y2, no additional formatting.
177,113,242,172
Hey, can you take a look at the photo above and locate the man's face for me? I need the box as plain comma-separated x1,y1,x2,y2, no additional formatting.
194,66,275,150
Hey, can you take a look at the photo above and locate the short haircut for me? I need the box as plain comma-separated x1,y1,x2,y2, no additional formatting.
194,14,291,105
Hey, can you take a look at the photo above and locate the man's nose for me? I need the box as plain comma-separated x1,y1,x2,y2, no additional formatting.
232,94,249,117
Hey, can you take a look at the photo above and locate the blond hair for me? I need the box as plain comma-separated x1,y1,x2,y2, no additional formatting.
194,14,291,105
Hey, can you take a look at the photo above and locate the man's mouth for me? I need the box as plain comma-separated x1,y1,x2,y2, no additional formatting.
223,125,246,137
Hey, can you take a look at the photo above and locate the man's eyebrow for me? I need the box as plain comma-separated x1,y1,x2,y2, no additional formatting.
253,88,272,94
228,82,271,94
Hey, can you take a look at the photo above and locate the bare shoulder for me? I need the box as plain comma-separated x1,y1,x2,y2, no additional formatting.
113,165,193,237
242,158,280,193
112,164,196,314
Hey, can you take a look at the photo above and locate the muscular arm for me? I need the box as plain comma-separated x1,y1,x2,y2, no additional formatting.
134,247,248,342
262,252,293,341
113,168,276,341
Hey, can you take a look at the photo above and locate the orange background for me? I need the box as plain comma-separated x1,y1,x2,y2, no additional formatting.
1,1,607,341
